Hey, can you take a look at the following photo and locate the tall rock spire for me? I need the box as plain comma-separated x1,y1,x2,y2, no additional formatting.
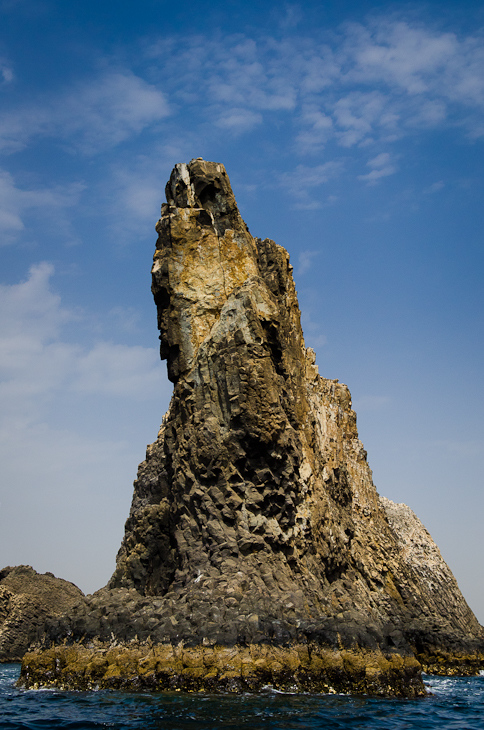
19,160,484,695
109,159,482,655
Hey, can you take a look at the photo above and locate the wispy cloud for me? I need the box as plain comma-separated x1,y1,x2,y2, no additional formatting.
215,108,263,133
144,18,484,156
296,106,334,153
423,180,445,194
1,18,481,168
344,21,458,93
277,3,303,31
297,249,319,276
0,58,13,85
0,71,169,154
0,168,83,242
300,307,327,350
103,142,190,244
0,264,163,425
358,151,397,184
280,161,344,208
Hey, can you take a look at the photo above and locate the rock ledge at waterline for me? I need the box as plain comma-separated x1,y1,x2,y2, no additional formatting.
18,159,484,696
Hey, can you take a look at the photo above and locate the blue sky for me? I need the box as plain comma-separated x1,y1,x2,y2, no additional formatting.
0,0,483,621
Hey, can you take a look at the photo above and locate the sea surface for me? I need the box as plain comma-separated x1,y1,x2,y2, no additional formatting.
1,664,484,730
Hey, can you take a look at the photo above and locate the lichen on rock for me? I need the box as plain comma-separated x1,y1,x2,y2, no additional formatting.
18,159,484,695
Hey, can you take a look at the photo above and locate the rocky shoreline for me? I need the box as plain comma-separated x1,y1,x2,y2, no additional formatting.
18,642,425,697
18,635,484,696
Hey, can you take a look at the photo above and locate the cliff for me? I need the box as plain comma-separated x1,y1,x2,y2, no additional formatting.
18,159,484,695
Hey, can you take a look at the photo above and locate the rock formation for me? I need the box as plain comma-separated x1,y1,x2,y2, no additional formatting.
18,159,484,695
0,565,83,662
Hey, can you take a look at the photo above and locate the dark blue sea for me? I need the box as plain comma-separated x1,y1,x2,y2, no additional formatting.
1,664,484,730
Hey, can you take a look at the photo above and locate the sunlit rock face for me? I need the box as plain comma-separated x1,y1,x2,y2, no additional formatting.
23,159,482,695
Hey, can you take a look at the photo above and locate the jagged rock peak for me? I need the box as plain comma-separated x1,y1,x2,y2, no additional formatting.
164,159,251,239
152,158,269,383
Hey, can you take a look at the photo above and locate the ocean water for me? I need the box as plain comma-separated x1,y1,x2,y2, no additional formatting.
1,664,484,730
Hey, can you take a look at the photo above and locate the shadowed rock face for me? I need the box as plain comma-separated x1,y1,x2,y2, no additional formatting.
20,159,483,693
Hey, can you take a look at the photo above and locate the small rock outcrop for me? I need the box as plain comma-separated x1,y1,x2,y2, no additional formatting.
0,566,83,662
18,160,484,695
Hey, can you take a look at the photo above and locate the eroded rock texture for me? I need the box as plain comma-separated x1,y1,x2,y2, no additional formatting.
0,566,83,661
21,159,483,693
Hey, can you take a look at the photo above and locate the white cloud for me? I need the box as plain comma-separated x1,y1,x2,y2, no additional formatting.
215,108,263,133
424,180,445,194
144,19,484,152
345,21,458,93
331,91,397,147
296,106,333,152
280,161,344,208
409,99,447,127
74,342,161,397
300,308,327,350
297,249,319,276
283,161,343,190
358,151,397,184
204,37,297,113
0,59,13,85
60,72,170,153
0,264,164,426
277,3,303,31
342,20,484,138
109,162,161,222
0,71,169,154
0,263,68,340
103,143,190,244
0,169,82,242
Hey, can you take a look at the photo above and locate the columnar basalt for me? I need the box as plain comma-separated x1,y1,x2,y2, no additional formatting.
18,159,484,695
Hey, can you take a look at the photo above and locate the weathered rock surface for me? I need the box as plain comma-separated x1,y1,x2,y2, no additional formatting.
18,159,484,694
0,565,83,662
20,642,422,695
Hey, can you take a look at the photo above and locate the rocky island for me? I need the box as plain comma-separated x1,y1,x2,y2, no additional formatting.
17,159,484,695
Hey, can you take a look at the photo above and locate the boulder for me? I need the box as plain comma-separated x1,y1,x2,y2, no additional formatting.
0,565,83,662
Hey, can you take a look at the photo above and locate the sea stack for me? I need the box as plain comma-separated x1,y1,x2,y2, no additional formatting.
19,160,484,695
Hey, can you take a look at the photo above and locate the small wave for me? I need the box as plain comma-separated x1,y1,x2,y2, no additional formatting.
2,674,484,730
25,686,59,693
260,684,298,694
